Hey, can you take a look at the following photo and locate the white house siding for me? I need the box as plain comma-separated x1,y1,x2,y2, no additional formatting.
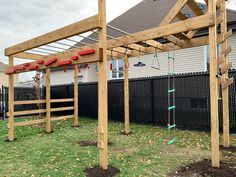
128,46,205,78
228,32,236,68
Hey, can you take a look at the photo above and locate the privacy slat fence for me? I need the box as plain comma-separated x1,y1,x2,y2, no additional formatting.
2,71,236,132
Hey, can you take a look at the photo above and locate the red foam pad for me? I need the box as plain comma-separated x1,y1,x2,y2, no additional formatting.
71,56,79,61
28,65,39,70
56,60,72,66
78,49,96,56
14,65,25,71
5,68,16,75
23,63,30,67
36,60,44,64
44,58,57,66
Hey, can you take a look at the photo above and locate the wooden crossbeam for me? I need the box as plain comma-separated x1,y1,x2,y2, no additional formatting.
160,0,189,25
5,15,100,56
107,14,213,49
51,115,74,121
145,40,164,50
14,100,46,105
7,109,46,116
186,14,223,40
51,106,74,112
176,11,188,20
13,52,45,60
187,0,204,16
166,35,184,47
175,33,190,40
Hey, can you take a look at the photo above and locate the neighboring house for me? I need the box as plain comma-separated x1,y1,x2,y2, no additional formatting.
50,0,236,85
0,62,18,86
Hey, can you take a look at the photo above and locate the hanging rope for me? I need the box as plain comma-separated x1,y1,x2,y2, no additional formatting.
166,36,176,145
151,48,161,70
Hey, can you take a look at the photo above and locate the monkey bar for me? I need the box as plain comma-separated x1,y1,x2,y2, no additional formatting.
4,0,233,170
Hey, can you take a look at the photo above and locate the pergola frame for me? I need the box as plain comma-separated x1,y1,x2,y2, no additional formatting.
4,0,233,169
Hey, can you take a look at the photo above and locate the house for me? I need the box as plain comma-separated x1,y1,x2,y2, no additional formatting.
50,0,236,85
0,62,18,86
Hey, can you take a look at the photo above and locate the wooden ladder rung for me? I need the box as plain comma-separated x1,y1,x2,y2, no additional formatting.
222,77,234,90
222,46,232,56
221,62,232,75
97,141,104,149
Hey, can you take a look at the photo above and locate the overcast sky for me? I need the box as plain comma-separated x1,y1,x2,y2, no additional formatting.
0,0,235,81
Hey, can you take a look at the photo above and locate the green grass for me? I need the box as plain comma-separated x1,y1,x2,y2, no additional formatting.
0,117,235,177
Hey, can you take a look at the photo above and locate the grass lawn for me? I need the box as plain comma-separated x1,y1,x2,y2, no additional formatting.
0,117,235,177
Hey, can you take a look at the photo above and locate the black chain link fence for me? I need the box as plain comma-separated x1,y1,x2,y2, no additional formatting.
3,71,236,132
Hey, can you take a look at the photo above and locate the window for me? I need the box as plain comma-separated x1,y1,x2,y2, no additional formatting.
204,45,221,71
110,60,124,79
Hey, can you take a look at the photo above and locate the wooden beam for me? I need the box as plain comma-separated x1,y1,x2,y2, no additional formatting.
221,0,230,148
166,35,184,47
51,98,74,103
14,119,45,127
160,0,189,25
176,11,188,20
145,40,164,50
13,52,45,60
107,14,214,49
209,0,220,168
124,55,130,134
14,100,46,105
222,78,234,90
51,106,74,112
74,65,79,127
51,115,74,122
98,0,108,170
7,109,46,116
175,33,190,40
221,62,232,75
5,15,100,56
187,0,204,16
46,69,51,133
8,56,14,141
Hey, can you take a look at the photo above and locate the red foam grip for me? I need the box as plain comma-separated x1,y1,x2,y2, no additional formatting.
110,63,112,70
78,49,96,56
14,65,25,71
56,60,72,66
28,65,39,70
23,63,30,67
44,58,57,66
5,68,16,75
36,60,44,64
71,56,79,61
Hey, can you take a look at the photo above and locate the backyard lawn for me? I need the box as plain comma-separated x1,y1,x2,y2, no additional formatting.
0,118,235,177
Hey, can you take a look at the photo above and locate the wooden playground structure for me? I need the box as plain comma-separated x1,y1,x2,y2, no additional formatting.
4,0,233,170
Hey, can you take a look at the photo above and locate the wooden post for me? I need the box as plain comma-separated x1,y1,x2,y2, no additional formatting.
209,0,220,168
46,69,51,133
221,0,230,148
124,55,130,134
74,65,79,126
8,56,14,141
98,0,108,170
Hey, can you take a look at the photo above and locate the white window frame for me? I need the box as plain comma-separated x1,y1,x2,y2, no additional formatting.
110,59,124,80
204,45,221,71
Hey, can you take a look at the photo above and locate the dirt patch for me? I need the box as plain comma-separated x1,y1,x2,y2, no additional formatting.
84,165,120,177
78,140,113,147
220,145,236,153
169,159,236,177
119,131,133,136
